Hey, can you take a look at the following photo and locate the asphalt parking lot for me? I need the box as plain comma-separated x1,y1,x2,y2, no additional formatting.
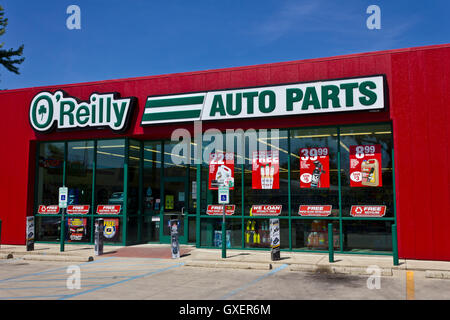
0,256,449,301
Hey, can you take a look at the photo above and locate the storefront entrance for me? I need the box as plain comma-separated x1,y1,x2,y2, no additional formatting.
160,177,189,244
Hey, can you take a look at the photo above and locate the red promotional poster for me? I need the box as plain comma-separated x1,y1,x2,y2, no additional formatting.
298,205,332,216
299,147,330,188
206,205,235,216
37,205,60,214
349,145,382,187
252,151,279,189
251,205,282,216
67,205,90,215
96,205,121,214
350,205,386,217
209,152,234,190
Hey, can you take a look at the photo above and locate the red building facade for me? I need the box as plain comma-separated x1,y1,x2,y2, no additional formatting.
0,43,449,261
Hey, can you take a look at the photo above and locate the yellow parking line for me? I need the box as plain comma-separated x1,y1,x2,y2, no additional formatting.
406,271,415,300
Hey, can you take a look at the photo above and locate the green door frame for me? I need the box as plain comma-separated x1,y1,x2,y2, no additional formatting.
159,176,190,244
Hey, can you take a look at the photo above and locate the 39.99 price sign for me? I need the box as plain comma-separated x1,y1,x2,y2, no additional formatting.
349,145,382,187
299,147,330,188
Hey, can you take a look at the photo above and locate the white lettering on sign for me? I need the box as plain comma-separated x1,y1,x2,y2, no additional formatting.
142,75,385,125
30,91,135,133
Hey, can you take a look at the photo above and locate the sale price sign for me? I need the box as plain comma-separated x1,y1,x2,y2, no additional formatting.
252,151,279,189
209,152,234,190
299,147,330,188
349,145,382,187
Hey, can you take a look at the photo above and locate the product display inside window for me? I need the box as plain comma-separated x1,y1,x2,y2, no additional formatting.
292,220,339,251
244,218,289,249
200,218,242,248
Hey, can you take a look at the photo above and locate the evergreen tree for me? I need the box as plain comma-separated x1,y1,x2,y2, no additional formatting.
0,5,25,75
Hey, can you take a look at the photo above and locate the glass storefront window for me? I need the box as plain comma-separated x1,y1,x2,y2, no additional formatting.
164,141,189,178
128,140,141,215
243,218,289,249
36,142,64,206
66,140,94,210
340,124,394,218
343,220,393,252
95,139,125,213
35,216,61,242
143,141,162,216
33,122,396,254
201,131,243,216
244,130,289,216
290,127,339,217
291,219,339,251
200,218,242,248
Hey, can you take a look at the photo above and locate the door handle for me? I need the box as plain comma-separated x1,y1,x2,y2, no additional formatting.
181,207,185,215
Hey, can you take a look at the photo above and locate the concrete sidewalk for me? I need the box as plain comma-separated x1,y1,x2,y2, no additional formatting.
1,243,450,279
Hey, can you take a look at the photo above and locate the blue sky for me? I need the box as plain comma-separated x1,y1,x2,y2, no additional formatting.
1,0,449,90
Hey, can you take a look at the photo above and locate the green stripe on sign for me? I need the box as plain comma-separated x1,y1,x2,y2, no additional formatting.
145,96,205,108
142,109,202,122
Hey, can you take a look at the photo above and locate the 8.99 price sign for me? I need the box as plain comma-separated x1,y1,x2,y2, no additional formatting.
349,145,382,187
299,147,330,188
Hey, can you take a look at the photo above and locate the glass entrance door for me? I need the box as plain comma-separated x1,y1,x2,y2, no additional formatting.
161,177,189,244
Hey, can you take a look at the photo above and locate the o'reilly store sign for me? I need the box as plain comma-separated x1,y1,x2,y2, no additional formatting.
30,91,135,133
141,75,385,125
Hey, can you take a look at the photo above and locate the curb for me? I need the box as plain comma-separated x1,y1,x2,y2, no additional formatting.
184,260,396,276
184,260,272,270
1,250,94,257
15,254,94,263
425,270,450,279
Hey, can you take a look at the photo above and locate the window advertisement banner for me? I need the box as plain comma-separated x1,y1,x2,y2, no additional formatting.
103,218,120,241
251,205,282,216
67,205,90,215
96,205,121,214
299,147,330,188
298,205,333,216
209,152,234,190
206,205,235,216
67,205,89,242
37,205,60,214
349,144,382,187
252,151,279,189
68,217,88,242
350,205,386,217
